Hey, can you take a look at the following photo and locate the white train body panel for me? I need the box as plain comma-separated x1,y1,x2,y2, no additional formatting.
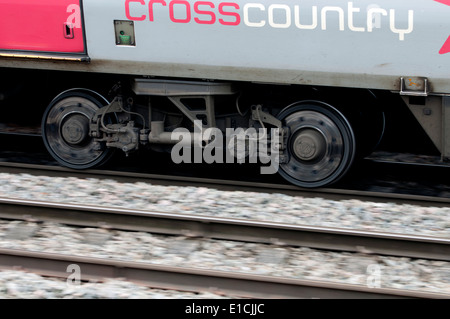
80,0,450,93
0,0,449,94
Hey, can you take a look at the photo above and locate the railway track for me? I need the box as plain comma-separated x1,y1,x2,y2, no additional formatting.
1,161,450,208
1,197,450,262
1,132,450,201
1,248,447,299
0,196,450,298
0,159,450,298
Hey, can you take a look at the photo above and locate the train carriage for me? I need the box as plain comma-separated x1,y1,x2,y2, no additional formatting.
0,0,450,187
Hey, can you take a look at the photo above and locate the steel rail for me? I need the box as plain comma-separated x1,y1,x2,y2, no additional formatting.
0,248,447,299
1,197,450,262
0,161,450,207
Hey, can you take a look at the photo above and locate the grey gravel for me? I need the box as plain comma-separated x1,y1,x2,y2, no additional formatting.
0,269,232,299
0,173,449,298
0,220,450,297
0,173,449,237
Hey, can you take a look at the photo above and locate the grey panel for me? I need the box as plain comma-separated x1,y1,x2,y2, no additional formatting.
132,78,236,96
81,0,450,93
1,0,450,94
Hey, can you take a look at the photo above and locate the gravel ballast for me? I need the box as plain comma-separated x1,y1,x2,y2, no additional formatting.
0,172,449,298
0,269,233,299
0,173,449,238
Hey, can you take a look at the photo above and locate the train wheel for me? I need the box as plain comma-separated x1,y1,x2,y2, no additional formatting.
277,101,356,188
41,91,113,169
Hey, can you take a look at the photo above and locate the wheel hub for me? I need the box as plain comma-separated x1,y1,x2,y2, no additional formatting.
42,93,114,169
292,128,326,162
61,114,90,145
276,104,356,188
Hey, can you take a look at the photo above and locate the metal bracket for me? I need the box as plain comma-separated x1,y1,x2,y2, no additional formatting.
132,78,237,129
400,77,429,97
251,105,282,128
250,105,288,162
90,96,125,138
168,95,216,129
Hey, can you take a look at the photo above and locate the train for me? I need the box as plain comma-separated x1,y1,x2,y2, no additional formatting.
0,0,450,187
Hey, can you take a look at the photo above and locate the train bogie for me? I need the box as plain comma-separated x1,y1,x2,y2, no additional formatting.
1,0,450,187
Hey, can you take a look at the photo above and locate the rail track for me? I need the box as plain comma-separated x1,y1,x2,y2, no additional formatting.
0,156,450,298
1,248,447,299
1,197,450,262
1,131,450,201
1,161,450,208
0,196,450,298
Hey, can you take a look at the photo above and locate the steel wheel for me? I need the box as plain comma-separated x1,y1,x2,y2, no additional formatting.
42,91,113,169
277,101,356,188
